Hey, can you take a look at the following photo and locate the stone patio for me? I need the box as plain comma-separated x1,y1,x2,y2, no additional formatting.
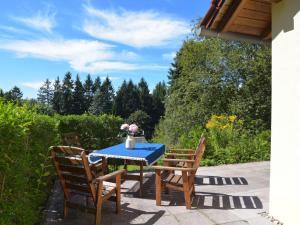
43,161,272,225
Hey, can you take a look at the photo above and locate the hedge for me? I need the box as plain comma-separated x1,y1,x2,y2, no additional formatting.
0,101,122,225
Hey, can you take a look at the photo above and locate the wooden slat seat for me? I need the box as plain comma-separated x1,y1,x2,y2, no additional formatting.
51,146,125,225
163,174,183,186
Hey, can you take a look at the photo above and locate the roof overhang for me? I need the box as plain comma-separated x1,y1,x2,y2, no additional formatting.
199,0,280,43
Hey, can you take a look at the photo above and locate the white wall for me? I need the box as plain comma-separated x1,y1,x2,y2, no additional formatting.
271,1,300,224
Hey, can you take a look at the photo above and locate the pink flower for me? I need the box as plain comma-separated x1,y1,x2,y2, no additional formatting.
120,123,129,130
129,124,138,133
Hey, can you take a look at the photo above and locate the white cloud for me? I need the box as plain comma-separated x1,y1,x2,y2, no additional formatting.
100,76,121,81
0,38,167,73
162,51,176,60
82,5,190,48
20,81,44,90
12,10,56,33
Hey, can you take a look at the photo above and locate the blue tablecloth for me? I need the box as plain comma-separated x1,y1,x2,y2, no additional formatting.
88,143,165,166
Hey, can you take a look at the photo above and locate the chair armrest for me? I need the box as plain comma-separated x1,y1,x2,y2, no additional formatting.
152,165,196,172
168,149,195,154
95,169,126,182
163,158,195,163
165,153,196,157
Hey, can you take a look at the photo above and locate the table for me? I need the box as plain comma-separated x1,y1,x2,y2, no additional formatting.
89,143,165,196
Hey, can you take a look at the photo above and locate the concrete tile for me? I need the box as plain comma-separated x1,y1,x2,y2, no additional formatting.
219,221,249,225
152,215,180,225
246,216,275,225
200,209,242,224
174,211,216,225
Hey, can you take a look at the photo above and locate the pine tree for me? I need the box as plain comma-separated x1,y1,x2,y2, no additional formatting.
168,51,182,92
0,88,4,98
114,80,140,118
52,77,62,114
37,79,53,105
92,76,101,94
152,81,167,124
61,72,74,115
138,78,153,116
99,77,114,114
84,74,94,112
72,74,85,114
5,86,23,101
89,77,114,115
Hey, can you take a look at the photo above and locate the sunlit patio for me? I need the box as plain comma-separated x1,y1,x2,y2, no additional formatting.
44,161,272,225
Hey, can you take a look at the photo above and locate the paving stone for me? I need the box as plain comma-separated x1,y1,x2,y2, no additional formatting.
246,216,275,225
219,220,249,225
200,209,242,224
174,211,216,225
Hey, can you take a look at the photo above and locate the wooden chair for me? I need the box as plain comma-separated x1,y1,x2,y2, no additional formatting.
62,132,82,148
51,146,125,225
152,137,206,209
163,136,204,168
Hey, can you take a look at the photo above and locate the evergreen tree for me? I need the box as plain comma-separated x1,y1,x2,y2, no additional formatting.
61,72,74,115
52,77,62,114
99,77,114,114
84,74,94,112
72,74,85,114
4,86,23,101
89,89,102,115
37,79,53,105
152,81,167,124
137,78,153,116
0,88,4,98
167,51,182,91
114,80,140,118
89,77,114,115
92,76,101,94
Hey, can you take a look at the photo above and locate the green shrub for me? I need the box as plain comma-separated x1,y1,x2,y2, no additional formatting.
170,115,271,166
0,101,58,225
0,101,122,225
57,114,123,149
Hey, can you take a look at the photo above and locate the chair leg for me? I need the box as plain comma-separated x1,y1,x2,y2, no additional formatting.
64,200,68,218
95,201,103,225
182,172,191,209
116,174,121,214
192,185,195,196
164,186,169,194
95,182,103,225
155,169,161,206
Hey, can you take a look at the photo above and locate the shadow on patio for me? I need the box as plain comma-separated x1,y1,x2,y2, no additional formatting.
124,172,263,210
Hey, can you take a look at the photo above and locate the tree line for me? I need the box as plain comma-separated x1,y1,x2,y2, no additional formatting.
0,73,167,138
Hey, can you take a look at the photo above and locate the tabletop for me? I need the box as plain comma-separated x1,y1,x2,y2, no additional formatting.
88,143,165,166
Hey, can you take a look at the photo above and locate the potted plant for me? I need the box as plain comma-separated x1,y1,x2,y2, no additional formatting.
120,123,139,149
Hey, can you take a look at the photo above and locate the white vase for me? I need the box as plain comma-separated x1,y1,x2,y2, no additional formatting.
125,136,135,149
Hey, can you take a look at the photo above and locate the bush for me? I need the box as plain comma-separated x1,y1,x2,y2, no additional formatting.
0,101,123,225
167,115,271,166
57,114,123,149
0,101,58,225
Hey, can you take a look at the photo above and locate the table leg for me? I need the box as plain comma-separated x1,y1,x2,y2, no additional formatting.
139,162,143,197
102,157,108,174
124,159,128,171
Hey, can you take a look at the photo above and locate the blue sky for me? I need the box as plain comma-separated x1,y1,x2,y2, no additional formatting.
0,0,210,98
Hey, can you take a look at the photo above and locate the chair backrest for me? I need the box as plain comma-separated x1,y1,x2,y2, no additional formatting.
62,132,82,147
192,137,206,170
51,146,97,203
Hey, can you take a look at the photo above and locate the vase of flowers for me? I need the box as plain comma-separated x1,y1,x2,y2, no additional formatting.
120,123,139,149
